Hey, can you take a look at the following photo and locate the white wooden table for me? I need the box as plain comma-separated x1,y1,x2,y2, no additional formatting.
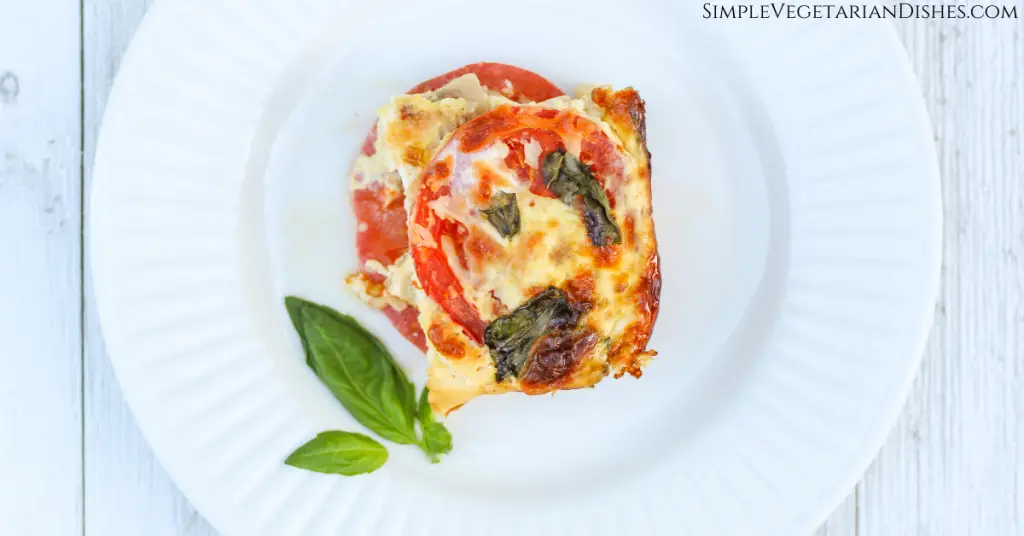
1,2,1021,534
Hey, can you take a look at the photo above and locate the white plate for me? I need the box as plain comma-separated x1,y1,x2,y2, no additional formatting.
91,1,941,535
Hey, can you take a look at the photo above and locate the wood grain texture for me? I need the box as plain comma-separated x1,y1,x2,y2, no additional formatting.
816,489,858,536
82,1,217,534
0,1,83,534
855,18,1024,536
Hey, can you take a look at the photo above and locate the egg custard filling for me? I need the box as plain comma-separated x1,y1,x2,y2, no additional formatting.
346,65,659,414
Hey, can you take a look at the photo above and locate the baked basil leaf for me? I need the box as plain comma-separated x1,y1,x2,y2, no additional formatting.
417,388,453,463
542,149,569,197
542,149,622,247
481,191,520,238
484,287,580,381
285,431,388,475
287,297,420,446
581,194,622,248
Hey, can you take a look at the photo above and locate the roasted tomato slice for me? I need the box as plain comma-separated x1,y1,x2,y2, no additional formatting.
409,105,626,343
352,64,564,351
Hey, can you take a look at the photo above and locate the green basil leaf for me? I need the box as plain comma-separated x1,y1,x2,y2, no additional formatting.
480,191,521,238
417,388,452,463
288,297,420,445
542,149,622,247
484,287,579,381
285,431,387,475
285,296,316,369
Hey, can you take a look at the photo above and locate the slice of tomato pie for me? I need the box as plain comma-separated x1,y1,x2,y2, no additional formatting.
346,63,660,414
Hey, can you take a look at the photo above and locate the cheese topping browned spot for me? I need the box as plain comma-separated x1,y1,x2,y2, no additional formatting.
403,145,430,167
520,329,598,392
428,323,467,359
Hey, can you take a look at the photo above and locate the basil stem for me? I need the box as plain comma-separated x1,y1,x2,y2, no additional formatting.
417,388,453,463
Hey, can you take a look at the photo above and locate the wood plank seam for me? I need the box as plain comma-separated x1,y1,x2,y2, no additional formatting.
80,1,87,534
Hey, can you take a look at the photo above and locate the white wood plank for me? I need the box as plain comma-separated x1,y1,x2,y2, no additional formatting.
858,18,1024,536
814,490,858,536
83,1,218,534
0,0,83,534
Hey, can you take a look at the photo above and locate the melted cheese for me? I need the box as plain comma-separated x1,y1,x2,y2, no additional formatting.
344,272,409,312
414,110,655,413
348,75,658,414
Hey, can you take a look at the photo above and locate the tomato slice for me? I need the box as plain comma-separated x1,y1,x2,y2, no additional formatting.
409,106,625,343
352,64,565,351
409,163,490,343
409,62,564,103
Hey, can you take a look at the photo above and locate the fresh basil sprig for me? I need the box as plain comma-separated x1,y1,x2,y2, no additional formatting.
284,297,453,472
285,431,387,475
